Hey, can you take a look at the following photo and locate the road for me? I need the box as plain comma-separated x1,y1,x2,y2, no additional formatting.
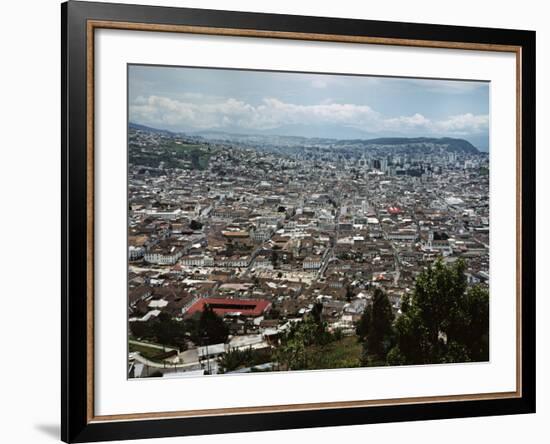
241,243,266,278
129,339,177,352
131,353,201,370
317,205,340,278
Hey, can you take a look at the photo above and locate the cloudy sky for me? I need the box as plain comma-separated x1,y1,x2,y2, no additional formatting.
129,64,490,150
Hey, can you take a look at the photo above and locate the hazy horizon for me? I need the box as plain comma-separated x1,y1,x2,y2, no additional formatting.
129,65,490,151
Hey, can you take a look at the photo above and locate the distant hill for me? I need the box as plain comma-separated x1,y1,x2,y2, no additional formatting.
129,122,175,135
335,137,480,154
130,122,480,154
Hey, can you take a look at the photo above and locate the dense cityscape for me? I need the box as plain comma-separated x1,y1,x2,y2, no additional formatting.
127,123,489,378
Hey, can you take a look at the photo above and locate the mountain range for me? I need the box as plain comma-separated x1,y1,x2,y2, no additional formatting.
129,122,482,154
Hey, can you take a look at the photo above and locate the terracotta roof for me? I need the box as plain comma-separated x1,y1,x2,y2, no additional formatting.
186,298,271,317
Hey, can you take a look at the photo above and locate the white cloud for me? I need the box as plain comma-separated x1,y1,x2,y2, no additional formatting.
130,95,488,137
433,113,489,134
382,113,431,130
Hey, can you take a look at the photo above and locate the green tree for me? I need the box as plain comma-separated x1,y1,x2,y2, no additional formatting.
369,289,394,358
276,318,325,370
189,219,203,230
355,305,371,341
276,336,307,370
389,294,430,365
198,304,229,345
386,345,407,366
217,348,248,373
129,320,153,339
309,302,336,345
218,347,273,373
271,250,279,268
388,258,489,365
447,285,489,361
310,302,323,325
130,315,190,350
415,258,467,359
264,308,280,320
359,288,394,364
345,285,354,303
152,313,184,348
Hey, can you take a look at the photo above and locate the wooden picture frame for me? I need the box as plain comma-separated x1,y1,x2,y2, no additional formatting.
62,1,536,442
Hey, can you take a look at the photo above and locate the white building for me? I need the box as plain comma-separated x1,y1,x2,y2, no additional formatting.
303,256,322,270
181,255,204,267
386,231,417,242
129,246,145,261
144,246,184,265
142,208,183,220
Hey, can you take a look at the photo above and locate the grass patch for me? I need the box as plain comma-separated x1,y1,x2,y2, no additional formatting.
129,140,213,170
166,142,204,153
304,336,362,370
129,343,170,361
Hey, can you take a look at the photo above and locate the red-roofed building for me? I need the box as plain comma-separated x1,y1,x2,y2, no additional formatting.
185,298,271,318
387,206,402,215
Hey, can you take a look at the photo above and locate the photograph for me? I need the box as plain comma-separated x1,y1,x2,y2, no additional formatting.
127,65,490,378
0,0,542,442
56,1,536,441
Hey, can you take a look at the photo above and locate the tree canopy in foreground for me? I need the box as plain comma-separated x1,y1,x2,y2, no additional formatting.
384,258,489,366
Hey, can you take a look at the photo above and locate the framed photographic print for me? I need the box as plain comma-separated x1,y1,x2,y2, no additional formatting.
61,1,536,442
